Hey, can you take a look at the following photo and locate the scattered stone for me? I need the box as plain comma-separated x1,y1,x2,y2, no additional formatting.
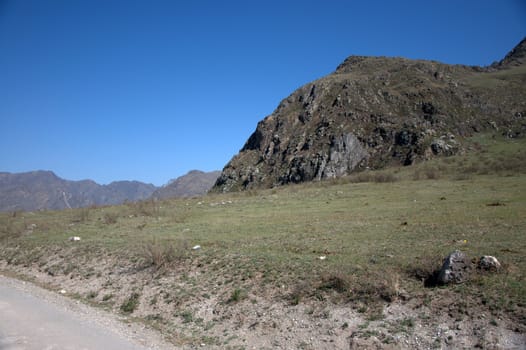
59,289,67,294
431,136,458,156
192,245,201,250
437,250,472,284
478,256,501,271
319,256,327,260
68,236,81,242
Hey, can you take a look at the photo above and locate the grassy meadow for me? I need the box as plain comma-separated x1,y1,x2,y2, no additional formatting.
1,133,525,345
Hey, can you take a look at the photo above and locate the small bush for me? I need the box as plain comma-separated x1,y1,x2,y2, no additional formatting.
179,309,194,323
320,274,351,293
141,239,188,270
120,292,140,313
289,280,312,305
227,288,246,303
128,199,160,217
0,217,24,241
344,271,401,303
373,172,398,183
413,167,441,180
103,212,118,224
453,173,473,181
73,208,90,223
424,167,440,179
350,171,398,183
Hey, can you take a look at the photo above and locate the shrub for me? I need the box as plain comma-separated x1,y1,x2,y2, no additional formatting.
141,239,188,270
424,167,440,179
128,199,160,217
179,309,194,323
227,288,246,303
373,172,398,183
120,292,140,313
0,216,25,241
320,273,351,293
103,212,118,224
350,171,398,183
73,208,90,223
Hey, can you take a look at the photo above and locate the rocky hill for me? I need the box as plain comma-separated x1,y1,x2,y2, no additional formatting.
151,170,221,199
213,38,526,192
0,171,157,212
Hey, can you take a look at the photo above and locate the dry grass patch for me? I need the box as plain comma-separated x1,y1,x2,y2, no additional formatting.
140,238,189,271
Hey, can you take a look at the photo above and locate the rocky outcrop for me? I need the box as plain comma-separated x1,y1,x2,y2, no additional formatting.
437,250,473,285
494,37,526,68
213,38,526,192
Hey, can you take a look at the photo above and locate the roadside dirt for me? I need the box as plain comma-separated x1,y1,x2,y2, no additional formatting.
1,254,524,350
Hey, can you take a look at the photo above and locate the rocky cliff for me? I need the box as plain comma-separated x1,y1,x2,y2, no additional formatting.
213,38,526,192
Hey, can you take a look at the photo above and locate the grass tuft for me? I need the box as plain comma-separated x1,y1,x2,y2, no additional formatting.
120,292,140,314
140,238,188,270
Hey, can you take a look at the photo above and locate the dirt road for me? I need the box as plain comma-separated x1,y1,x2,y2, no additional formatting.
0,275,172,350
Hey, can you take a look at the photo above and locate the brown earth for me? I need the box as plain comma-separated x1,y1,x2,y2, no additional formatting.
1,247,524,350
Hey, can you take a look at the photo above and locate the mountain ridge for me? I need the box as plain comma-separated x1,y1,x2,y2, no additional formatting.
151,170,221,199
0,170,157,212
0,169,220,212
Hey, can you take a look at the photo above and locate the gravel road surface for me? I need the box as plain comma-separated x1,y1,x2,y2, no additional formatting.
0,275,172,350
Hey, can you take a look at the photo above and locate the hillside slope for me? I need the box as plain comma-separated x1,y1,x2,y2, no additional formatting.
213,38,526,192
151,170,221,199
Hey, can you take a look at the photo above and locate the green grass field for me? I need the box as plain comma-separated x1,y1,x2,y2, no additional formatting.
1,133,525,345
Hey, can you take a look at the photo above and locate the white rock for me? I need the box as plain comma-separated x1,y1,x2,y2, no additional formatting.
319,256,327,260
478,255,501,270
192,245,201,250
68,236,81,242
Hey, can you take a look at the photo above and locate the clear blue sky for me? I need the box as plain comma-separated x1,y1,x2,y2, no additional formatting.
0,1,524,186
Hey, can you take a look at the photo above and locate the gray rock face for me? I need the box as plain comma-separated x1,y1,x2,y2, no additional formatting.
324,133,368,178
281,133,367,184
437,250,472,284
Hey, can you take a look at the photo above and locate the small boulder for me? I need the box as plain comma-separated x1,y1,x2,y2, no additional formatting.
437,250,472,284
478,256,501,271
68,236,81,242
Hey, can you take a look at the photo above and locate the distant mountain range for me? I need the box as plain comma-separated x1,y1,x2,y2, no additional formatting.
0,170,220,212
151,170,221,200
